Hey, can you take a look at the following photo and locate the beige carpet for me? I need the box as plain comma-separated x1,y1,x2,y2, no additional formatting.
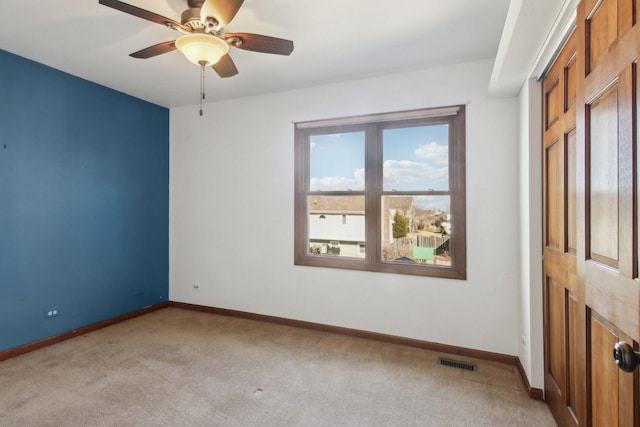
0,307,556,426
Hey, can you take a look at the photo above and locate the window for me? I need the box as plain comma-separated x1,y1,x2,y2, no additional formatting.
294,106,466,279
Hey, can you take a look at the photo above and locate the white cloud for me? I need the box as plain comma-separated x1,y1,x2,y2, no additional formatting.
383,160,448,190
414,195,450,211
311,168,365,191
414,142,448,165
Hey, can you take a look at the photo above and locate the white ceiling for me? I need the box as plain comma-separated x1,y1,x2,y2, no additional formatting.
0,0,561,108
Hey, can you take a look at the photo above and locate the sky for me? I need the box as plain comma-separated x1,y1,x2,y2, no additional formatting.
309,124,450,192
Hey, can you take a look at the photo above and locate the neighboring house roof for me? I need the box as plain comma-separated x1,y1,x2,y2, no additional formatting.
386,196,414,211
309,196,364,214
309,195,415,214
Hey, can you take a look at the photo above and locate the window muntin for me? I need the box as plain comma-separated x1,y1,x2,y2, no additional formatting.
295,106,466,279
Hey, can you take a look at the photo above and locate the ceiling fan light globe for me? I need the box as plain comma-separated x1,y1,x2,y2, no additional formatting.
175,34,229,66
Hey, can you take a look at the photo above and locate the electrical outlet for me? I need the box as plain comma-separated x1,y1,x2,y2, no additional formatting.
133,288,143,296
193,284,200,291
45,308,60,318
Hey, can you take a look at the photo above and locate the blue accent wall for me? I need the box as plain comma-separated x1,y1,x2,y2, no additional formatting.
0,50,169,352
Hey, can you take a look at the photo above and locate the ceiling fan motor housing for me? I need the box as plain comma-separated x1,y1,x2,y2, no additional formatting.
181,8,206,30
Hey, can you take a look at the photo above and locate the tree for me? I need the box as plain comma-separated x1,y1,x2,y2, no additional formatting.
393,211,408,239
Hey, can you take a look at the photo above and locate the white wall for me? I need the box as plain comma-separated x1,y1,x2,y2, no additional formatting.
170,58,521,356
518,78,544,388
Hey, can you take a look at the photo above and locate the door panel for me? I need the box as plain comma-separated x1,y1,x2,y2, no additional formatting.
547,141,564,250
589,312,621,426
567,292,582,421
588,310,638,426
566,55,578,110
548,279,567,392
546,78,562,130
587,82,619,268
567,131,577,254
586,0,619,70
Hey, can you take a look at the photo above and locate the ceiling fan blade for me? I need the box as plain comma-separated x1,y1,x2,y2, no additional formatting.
130,41,177,59
212,54,239,78
99,0,183,30
225,33,294,56
200,0,244,28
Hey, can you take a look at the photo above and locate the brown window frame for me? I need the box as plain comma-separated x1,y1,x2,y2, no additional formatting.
294,105,466,279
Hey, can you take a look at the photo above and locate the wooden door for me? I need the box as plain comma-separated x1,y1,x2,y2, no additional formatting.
578,0,638,424
543,0,639,426
543,30,582,427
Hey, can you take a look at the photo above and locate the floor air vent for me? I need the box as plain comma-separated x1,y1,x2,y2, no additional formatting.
438,357,476,371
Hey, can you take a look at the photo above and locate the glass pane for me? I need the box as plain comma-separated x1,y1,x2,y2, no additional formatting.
310,132,365,191
381,195,451,266
308,195,365,258
383,124,449,191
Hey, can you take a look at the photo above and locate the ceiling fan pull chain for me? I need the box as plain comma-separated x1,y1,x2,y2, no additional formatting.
199,61,206,116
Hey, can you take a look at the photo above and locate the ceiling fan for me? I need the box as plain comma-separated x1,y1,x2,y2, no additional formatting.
98,0,294,78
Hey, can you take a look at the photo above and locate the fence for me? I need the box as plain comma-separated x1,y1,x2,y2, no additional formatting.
416,235,450,254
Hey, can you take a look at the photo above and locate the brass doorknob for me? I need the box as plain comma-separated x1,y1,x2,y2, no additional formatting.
613,341,640,373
